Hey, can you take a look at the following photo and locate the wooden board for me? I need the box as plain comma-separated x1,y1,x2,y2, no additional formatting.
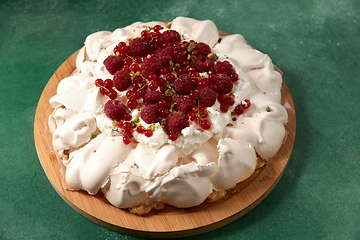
34,42,296,238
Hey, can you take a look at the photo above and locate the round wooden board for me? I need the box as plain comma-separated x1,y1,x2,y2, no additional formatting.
34,44,296,238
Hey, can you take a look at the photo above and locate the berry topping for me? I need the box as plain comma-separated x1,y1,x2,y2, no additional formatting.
113,70,131,91
194,58,212,73
159,46,176,66
141,56,162,78
97,26,242,144
214,61,235,76
104,100,127,121
168,132,178,141
199,87,217,107
174,75,196,95
234,104,244,115
215,74,233,94
172,96,195,114
162,30,181,43
103,55,124,75
128,38,149,57
140,105,160,124
195,42,211,56
242,99,251,109
144,91,164,105
167,113,189,133
144,129,154,138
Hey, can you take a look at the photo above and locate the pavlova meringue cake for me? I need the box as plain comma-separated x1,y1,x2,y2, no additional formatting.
48,17,288,215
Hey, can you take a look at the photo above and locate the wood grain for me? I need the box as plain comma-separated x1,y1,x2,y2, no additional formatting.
34,39,296,238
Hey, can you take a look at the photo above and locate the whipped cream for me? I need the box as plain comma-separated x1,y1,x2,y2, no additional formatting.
48,17,288,212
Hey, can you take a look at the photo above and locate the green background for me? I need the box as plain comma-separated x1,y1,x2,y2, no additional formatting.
1,0,359,239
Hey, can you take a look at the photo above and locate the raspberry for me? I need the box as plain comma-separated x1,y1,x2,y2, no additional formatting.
214,61,235,76
141,56,162,78
162,30,181,43
199,87,217,107
143,91,164,105
159,46,175,66
140,105,160,124
104,100,127,120
174,75,196,95
103,55,124,75
128,38,149,57
195,42,211,56
215,74,233,94
194,58,212,73
113,70,131,91
172,96,195,114
167,113,189,133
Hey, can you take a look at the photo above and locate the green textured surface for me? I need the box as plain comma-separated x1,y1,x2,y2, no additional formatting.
1,0,359,239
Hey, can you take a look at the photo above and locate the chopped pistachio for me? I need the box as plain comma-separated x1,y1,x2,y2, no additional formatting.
187,42,196,52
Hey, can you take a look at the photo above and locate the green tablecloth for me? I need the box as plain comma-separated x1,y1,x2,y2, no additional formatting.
1,0,359,239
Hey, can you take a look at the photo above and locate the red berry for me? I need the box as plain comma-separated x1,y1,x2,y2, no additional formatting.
108,89,117,99
153,24,162,32
130,63,141,72
144,91,164,106
168,132,178,141
99,87,107,95
159,108,170,118
167,113,188,133
113,70,131,91
186,111,196,121
172,96,195,114
141,30,152,42
217,93,227,104
104,100,127,121
234,104,244,115
123,135,131,145
144,129,153,138
122,65,131,73
140,105,160,124
104,79,113,89
194,58,212,73
199,87,217,107
116,121,124,128
149,82,159,91
159,100,167,109
197,79,208,89
214,61,235,76
117,42,129,54
127,99,138,109
209,83,218,92
103,55,124,75
165,73,176,83
220,104,229,113
226,97,235,106
128,38,149,57
200,119,211,130
195,42,212,56
137,125,145,134
189,92,198,101
241,99,251,109
230,72,239,82
124,113,132,121
113,46,121,54
174,75,196,95
141,56,162,78
95,78,104,86
123,122,133,132
215,74,233,94
208,73,217,83
162,30,181,43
